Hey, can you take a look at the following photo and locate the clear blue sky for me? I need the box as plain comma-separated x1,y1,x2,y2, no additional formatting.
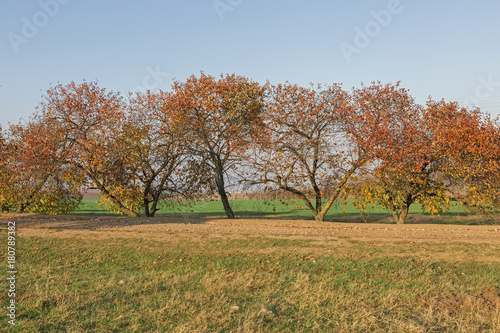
2,0,500,126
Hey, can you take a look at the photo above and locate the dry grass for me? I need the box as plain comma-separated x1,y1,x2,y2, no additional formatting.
1,231,499,332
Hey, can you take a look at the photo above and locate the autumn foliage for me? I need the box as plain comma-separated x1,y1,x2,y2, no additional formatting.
1,76,499,223
169,73,264,218
249,82,355,221
0,116,82,214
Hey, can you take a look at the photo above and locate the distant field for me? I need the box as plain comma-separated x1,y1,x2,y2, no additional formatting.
75,198,478,224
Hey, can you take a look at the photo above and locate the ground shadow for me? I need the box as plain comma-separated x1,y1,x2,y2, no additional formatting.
1,209,496,231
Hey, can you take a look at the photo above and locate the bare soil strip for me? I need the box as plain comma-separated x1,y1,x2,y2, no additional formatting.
2,214,499,245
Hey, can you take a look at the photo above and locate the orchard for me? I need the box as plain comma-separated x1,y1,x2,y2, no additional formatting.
1,74,498,224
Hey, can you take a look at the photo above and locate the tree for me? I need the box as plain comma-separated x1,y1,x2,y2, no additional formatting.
170,73,264,219
462,119,500,216
425,100,500,216
353,98,499,224
248,82,401,222
115,91,200,216
0,117,82,214
466,119,500,215
351,96,448,224
353,160,450,224
40,81,140,217
248,82,348,221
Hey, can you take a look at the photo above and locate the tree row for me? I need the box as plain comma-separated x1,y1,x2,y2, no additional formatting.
1,73,499,224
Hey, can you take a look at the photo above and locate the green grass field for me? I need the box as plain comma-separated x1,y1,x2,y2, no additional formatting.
4,234,499,332
75,198,473,223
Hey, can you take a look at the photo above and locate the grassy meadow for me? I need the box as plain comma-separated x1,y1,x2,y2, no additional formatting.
2,198,498,331
2,232,499,332
75,198,476,224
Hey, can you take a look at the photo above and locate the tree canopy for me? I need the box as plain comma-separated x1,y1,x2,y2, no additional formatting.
1,76,498,223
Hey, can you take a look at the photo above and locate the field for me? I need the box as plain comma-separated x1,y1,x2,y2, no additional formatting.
75,198,478,224
1,201,500,332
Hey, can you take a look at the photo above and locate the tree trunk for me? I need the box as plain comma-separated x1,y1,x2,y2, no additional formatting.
389,201,411,224
315,194,322,219
314,211,326,222
91,176,140,217
143,170,169,217
143,185,159,217
144,182,152,217
18,203,26,214
144,197,160,217
398,205,409,224
106,190,140,217
144,198,152,217
149,199,160,217
1,203,9,213
318,165,358,221
215,167,235,219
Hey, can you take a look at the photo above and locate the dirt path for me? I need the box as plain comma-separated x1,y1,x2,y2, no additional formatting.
2,214,499,244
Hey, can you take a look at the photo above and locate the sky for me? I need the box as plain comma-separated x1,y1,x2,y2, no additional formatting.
1,0,500,127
